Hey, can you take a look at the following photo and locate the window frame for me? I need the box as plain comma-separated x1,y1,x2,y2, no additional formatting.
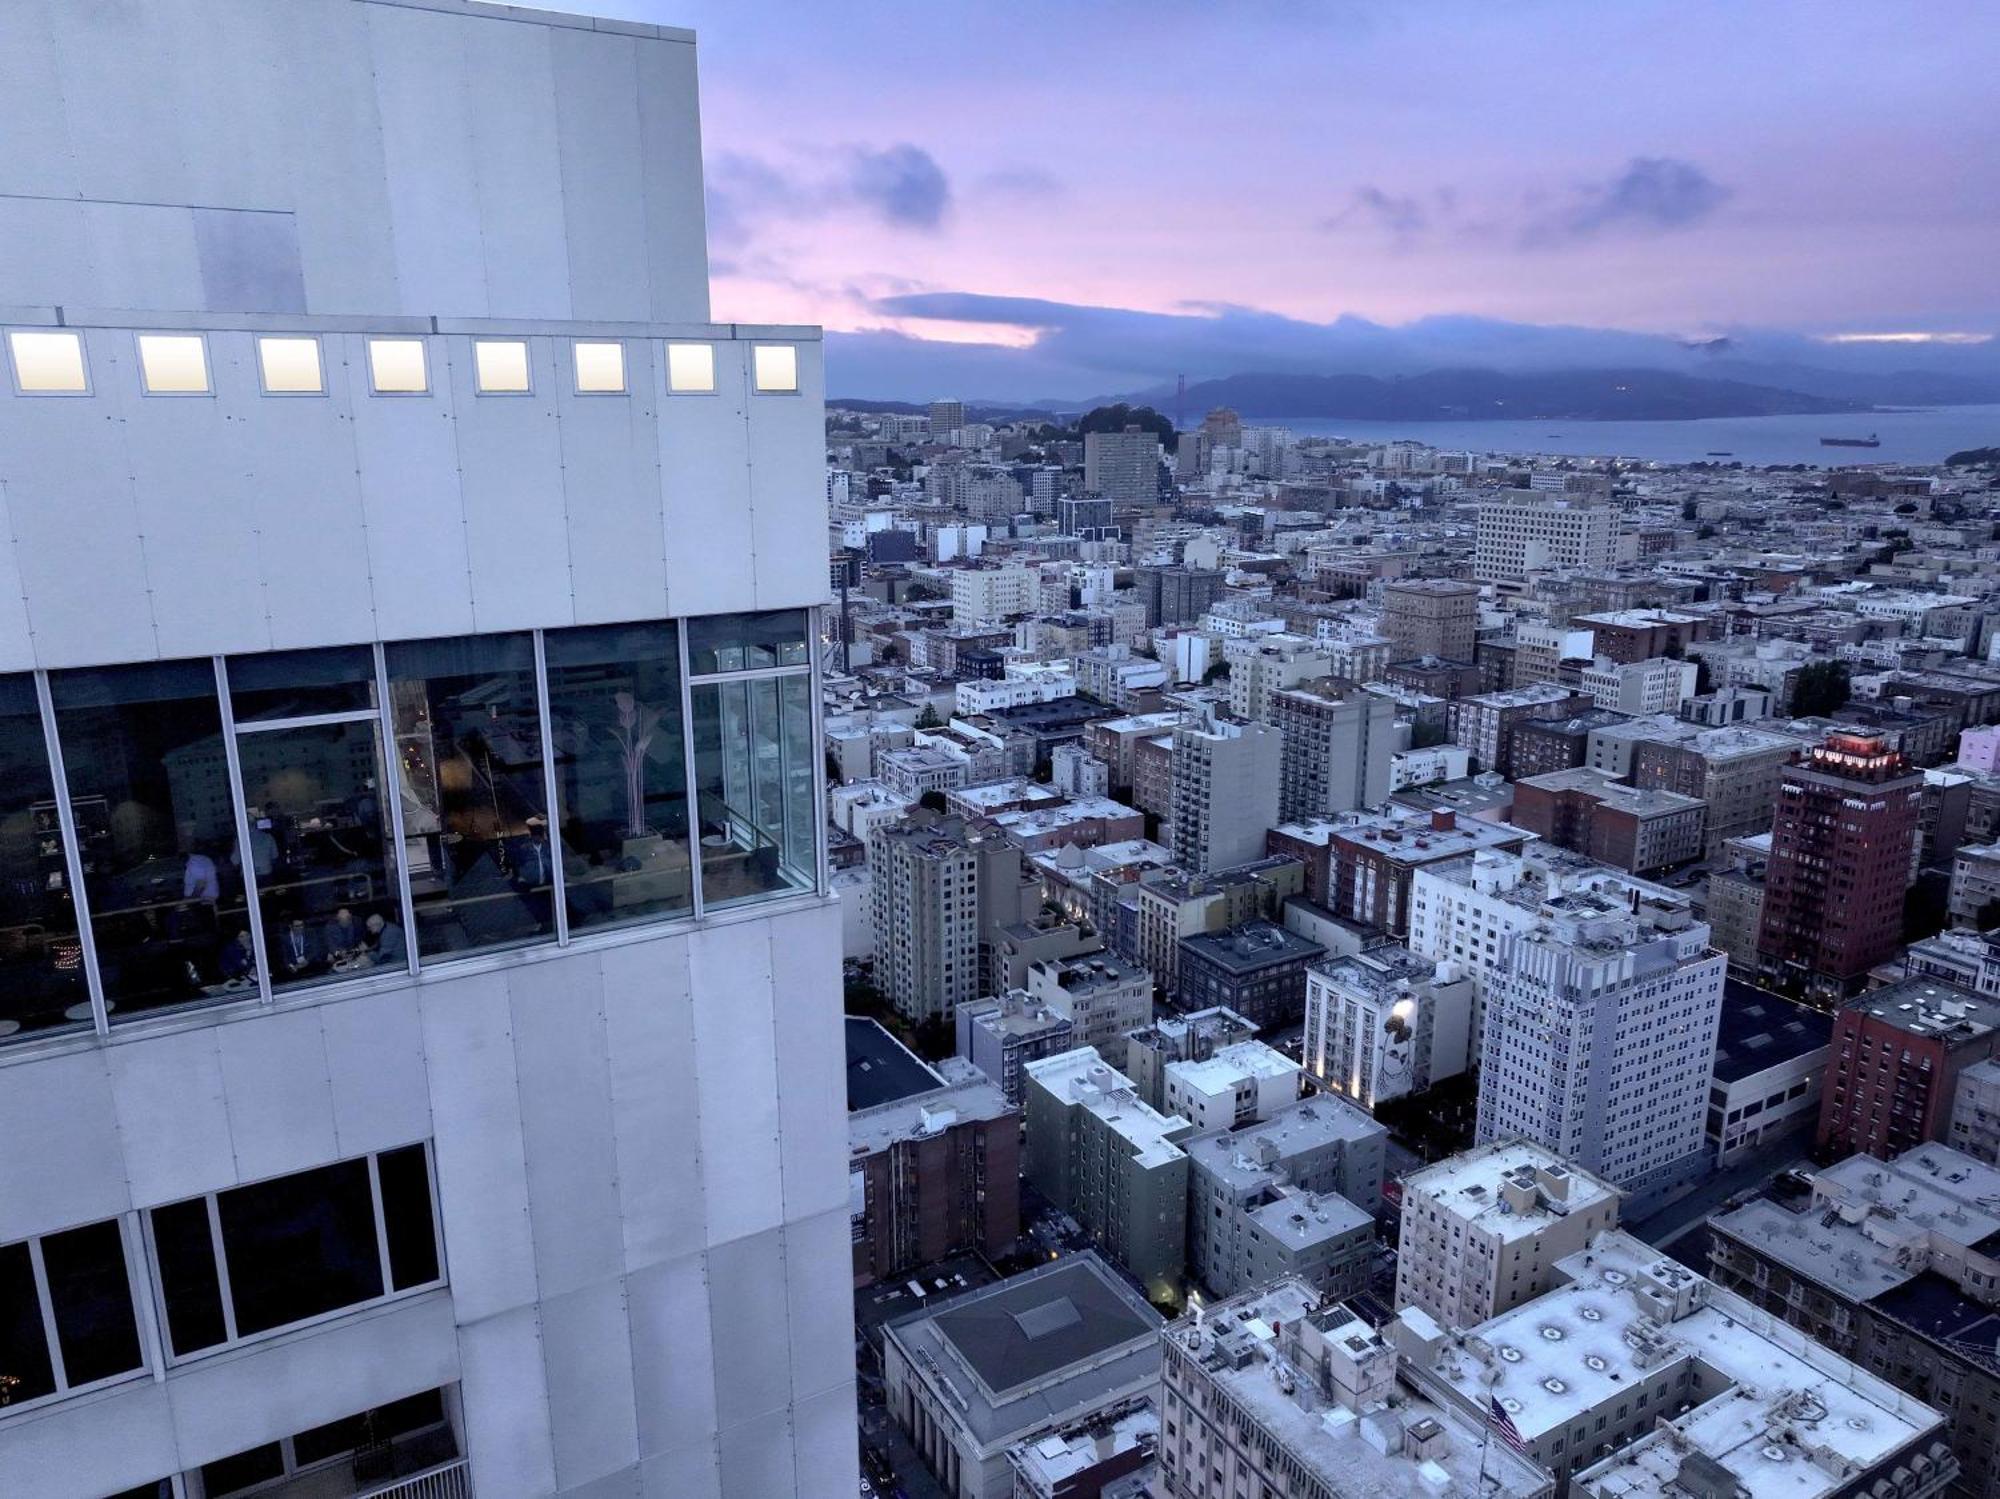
255,335,326,397
472,338,534,397
134,331,214,397
198,1388,455,1499
0,1215,150,1419
365,337,431,397
4,327,91,396
142,1144,446,1366
571,339,628,396
750,343,799,395
666,341,718,395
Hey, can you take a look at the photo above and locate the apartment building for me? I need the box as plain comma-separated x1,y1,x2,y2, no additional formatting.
1396,1230,1955,1499
1710,1146,1995,1499
1816,977,2000,1159
949,564,1040,626
1273,678,1397,819
1169,713,1283,874
1327,807,1532,937
952,992,1074,1106
1475,877,1726,1203
1571,609,1712,663
1706,985,1830,1165
0,4,852,1496
1122,1006,1257,1111
1446,684,1592,778
1629,724,1797,857
1022,951,1153,1071
1176,921,1325,1030
848,1058,1019,1287
1161,1039,1301,1131
1474,493,1619,590
1022,1049,1194,1302
1756,731,1923,1001
1226,634,1333,721
1949,1058,2000,1163
1303,947,1476,1109
1509,768,1706,874
1381,579,1482,661
1578,654,1698,715
1393,1142,1620,1331
1082,427,1161,505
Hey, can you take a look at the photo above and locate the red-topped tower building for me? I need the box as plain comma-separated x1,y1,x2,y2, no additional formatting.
1756,730,1923,1003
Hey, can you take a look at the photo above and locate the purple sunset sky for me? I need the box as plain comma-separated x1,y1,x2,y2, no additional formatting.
553,0,1998,398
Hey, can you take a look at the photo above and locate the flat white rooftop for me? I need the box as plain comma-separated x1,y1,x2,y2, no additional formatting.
1401,1141,1619,1242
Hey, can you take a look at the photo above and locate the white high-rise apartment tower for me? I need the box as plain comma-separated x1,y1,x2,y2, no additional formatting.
1474,491,1618,590
0,4,854,1497
1474,876,1725,1203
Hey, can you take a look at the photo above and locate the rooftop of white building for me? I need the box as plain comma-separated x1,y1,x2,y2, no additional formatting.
1166,1040,1301,1097
1182,1095,1384,1191
1025,1048,1193,1169
1169,1281,1552,1499
1401,1141,1619,1243
1414,1231,1944,1499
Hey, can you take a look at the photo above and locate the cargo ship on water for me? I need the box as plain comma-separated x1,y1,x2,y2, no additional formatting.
1821,433,1882,448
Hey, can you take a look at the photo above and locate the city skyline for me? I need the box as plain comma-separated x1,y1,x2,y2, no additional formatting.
570,0,1999,398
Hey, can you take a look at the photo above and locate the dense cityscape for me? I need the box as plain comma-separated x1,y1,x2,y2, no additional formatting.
3,3,2000,1499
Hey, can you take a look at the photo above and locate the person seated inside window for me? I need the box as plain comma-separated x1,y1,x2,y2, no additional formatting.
364,912,407,969
271,915,321,977
323,906,365,964
219,929,257,984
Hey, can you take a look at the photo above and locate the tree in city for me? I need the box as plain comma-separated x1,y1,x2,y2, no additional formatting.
1791,659,1851,718
1075,403,1177,451
914,702,943,729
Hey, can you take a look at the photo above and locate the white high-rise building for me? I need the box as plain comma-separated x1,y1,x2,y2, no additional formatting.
1169,713,1282,874
0,5,852,1498
1474,871,1726,1201
1474,491,1618,589
1083,427,1162,505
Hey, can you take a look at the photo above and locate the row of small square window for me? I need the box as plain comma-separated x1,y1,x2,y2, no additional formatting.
3,328,800,399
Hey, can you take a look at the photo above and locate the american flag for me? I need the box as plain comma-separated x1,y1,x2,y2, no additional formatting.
1488,1396,1530,1454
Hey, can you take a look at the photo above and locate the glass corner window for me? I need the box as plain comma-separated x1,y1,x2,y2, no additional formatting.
367,338,429,395
687,609,810,675
751,343,798,394
691,671,816,907
474,338,531,395
544,621,692,931
6,329,88,394
136,333,211,395
666,341,716,394
0,673,90,1044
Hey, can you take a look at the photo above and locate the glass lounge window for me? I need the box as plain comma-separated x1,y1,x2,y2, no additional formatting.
257,336,324,395
687,609,810,674
386,634,554,959
226,648,401,992
202,1388,455,1497
691,672,815,906
149,1145,441,1359
0,674,90,1044
752,343,798,393
573,340,626,394
367,338,428,395
474,339,531,395
48,660,251,1021
544,621,691,931
666,342,715,393
136,333,210,395
5,329,88,394
0,1218,145,1413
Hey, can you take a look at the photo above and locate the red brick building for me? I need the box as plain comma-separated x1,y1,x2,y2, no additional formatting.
1574,608,1715,664
1817,977,2000,1160
1511,767,1706,874
1756,730,1923,1002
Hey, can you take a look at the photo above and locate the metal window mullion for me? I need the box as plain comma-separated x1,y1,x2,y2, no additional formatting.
26,1235,70,1393
214,657,274,1004
122,1211,168,1388
374,644,419,976
809,605,830,897
423,1141,447,1286
679,625,704,921
34,670,109,1035
206,1194,239,1343
366,1151,394,1294
233,707,382,734
533,629,569,946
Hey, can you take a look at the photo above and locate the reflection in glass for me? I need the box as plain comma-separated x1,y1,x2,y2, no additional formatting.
0,674,89,1043
687,610,809,675
235,720,402,990
544,622,691,930
691,673,815,908
386,635,553,959
49,661,249,1020
227,644,377,723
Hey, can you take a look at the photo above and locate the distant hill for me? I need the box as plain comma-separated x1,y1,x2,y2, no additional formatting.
1142,368,1870,421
